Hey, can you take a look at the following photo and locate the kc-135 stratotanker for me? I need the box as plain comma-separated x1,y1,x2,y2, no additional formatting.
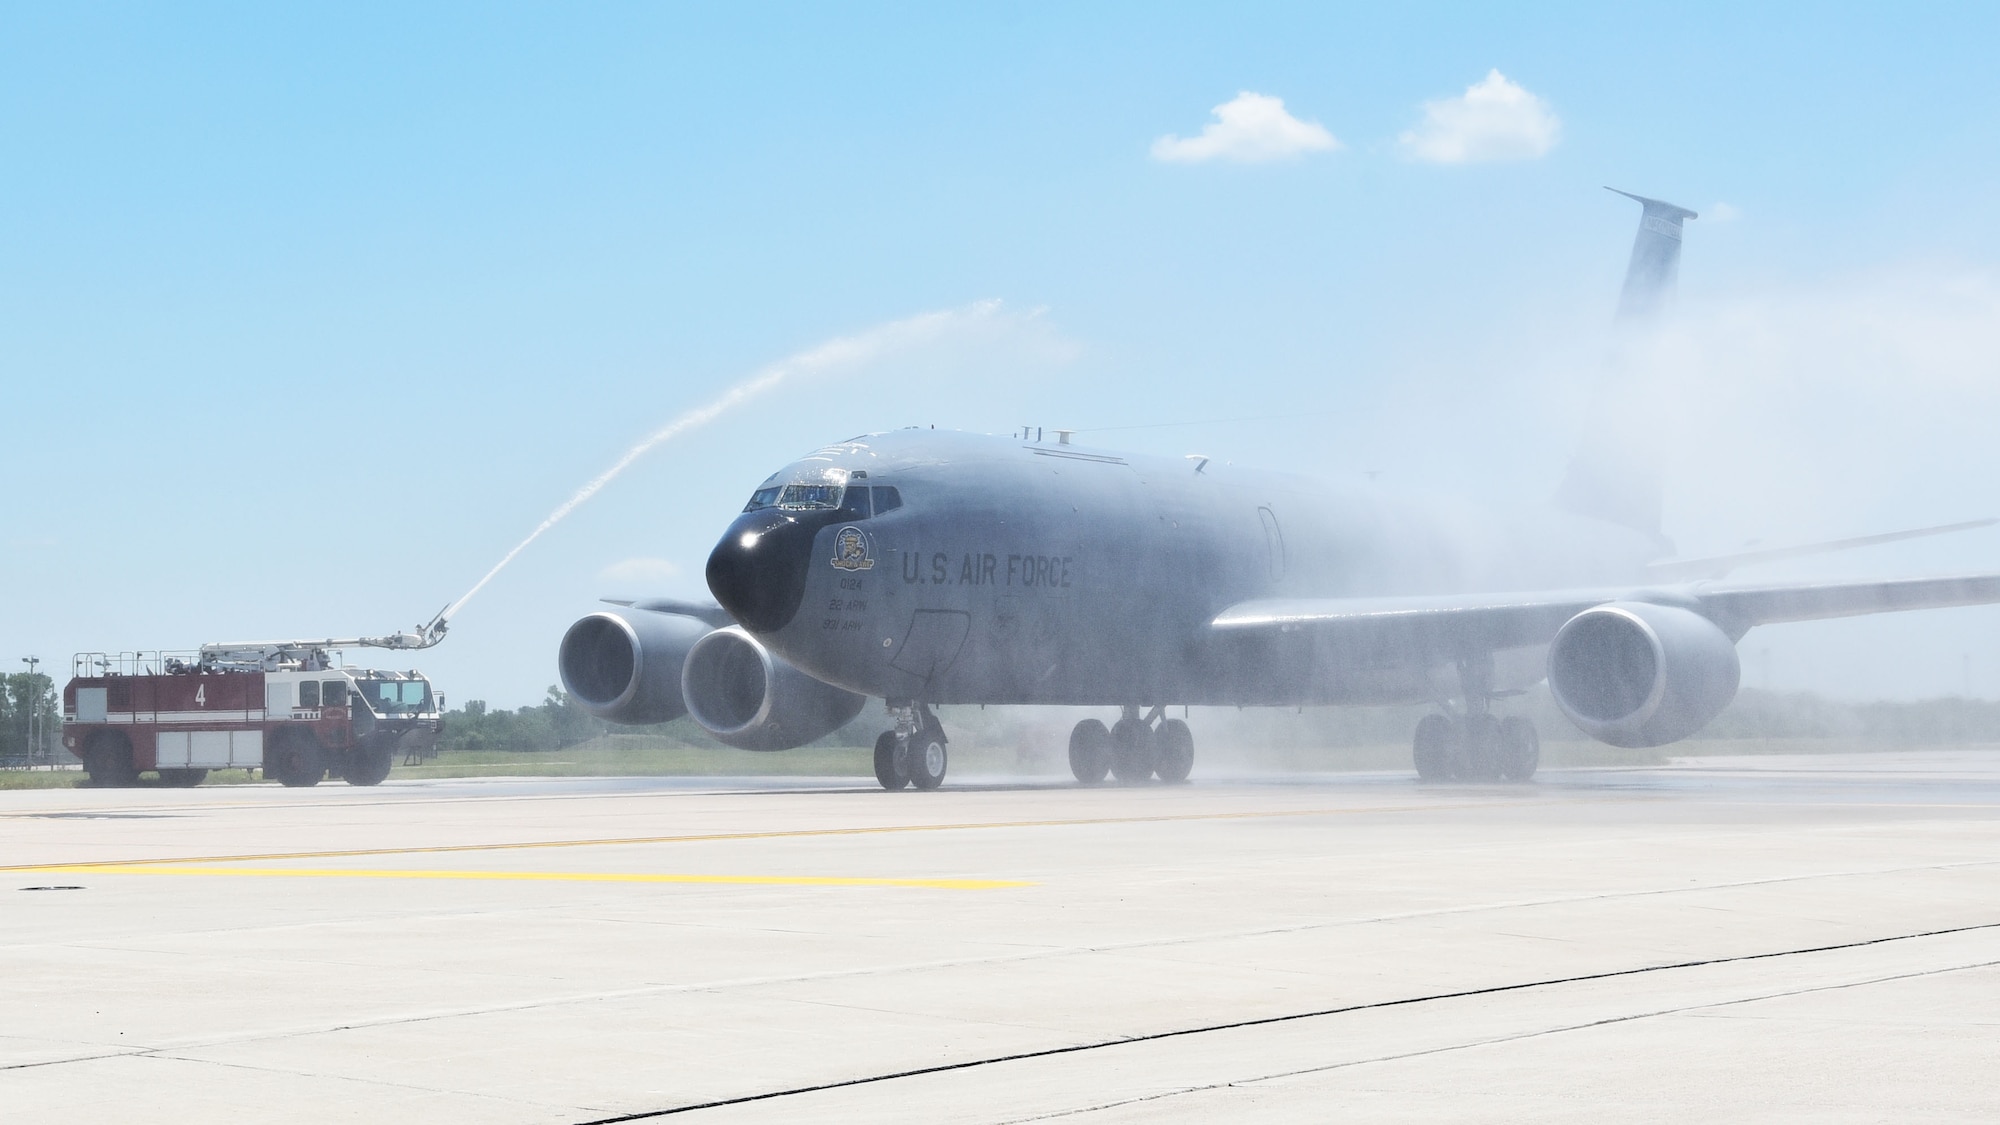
559,190,2000,790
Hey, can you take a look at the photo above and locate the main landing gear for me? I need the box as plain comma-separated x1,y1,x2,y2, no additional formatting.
1412,711,1539,782
874,702,948,792
1069,705,1194,786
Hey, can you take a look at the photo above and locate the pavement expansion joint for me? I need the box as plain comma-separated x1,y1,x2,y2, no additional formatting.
565,920,2000,1122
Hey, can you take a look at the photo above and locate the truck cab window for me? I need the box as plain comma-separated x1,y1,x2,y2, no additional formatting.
299,681,320,708
323,681,347,707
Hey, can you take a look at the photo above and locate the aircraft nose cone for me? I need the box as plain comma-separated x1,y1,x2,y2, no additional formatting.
707,509,819,634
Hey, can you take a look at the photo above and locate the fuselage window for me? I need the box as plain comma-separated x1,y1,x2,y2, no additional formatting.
873,486,903,513
299,680,321,708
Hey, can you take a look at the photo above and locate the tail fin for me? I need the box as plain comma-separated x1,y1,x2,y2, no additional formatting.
1553,188,1698,544
1606,188,1699,322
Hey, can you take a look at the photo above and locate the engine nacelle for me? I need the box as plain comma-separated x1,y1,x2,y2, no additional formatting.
1546,601,1740,748
558,610,710,725
681,626,867,751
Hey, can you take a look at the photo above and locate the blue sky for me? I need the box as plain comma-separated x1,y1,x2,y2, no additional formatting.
7,3,2000,706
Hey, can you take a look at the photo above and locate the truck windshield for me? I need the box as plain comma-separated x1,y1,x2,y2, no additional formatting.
358,679,431,715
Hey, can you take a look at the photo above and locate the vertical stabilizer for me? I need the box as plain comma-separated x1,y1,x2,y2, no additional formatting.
1553,189,1698,545
1607,187,1698,322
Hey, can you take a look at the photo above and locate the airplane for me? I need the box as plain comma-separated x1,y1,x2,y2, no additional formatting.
557,190,2000,791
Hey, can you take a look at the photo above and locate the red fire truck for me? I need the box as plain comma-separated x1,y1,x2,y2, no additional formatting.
62,626,446,788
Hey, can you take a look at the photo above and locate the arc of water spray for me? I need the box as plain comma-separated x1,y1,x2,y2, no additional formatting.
437,300,1006,626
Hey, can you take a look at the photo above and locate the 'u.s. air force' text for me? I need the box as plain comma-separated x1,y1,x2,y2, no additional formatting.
902,552,1073,587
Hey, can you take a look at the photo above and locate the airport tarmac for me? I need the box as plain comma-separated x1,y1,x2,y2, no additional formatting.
3,751,1998,1122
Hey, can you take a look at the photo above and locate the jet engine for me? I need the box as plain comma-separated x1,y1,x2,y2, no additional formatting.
681,626,867,751
1546,602,1741,748
558,610,711,725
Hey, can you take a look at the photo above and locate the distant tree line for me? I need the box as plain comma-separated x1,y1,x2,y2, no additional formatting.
1,672,60,765
425,681,2000,758
435,687,610,753
1700,688,2000,743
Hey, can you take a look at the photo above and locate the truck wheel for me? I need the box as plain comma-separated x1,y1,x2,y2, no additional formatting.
83,732,139,788
345,747,393,787
158,769,208,788
268,730,324,788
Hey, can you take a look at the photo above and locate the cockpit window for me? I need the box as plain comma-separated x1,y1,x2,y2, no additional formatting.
741,466,855,512
777,483,844,510
873,486,902,513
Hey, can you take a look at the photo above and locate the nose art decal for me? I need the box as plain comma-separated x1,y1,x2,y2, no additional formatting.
830,526,876,571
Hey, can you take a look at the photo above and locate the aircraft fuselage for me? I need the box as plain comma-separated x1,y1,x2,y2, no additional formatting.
706,429,1659,708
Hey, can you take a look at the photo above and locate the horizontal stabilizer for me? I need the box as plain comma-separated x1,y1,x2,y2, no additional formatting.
1647,519,1998,582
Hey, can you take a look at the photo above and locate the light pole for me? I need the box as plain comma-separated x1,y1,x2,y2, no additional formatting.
20,657,40,765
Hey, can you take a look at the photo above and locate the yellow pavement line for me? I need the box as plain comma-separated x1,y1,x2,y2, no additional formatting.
23,864,1027,890
1,799,1554,874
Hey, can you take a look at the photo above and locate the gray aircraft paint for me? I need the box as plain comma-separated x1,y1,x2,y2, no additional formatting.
715,430,1662,710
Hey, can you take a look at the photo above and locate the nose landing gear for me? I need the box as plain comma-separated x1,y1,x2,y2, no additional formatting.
874,701,947,791
1070,706,1193,786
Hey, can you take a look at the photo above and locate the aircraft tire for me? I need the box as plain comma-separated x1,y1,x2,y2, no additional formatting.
1155,719,1194,783
1068,719,1112,785
1109,717,1156,783
873,730,909,791
1496,716,1540,782
346,746,394,787
158,768,208,788
1412,714,1452,782
909,725,948,791
1456,714,1503,781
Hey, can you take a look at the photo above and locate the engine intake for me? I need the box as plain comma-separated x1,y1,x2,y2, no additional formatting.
1547,601,1740,748
682,626,866,751
558,611,710,725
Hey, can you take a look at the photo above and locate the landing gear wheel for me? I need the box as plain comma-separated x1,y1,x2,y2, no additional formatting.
1412,714,1452,782
345,746,393,787
1496,716,1540,782
1109,716,1156,783
1154,719,1194,783
908,723,948,791
1457,713,1502,781
83,732,140,788
1068,719,1111,784
269,730,324,788
873,730,909,791
157,769,208,788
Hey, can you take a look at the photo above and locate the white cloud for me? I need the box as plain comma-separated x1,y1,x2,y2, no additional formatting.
1398,70,1559,164
1151,92,1340,164
597,557,681,585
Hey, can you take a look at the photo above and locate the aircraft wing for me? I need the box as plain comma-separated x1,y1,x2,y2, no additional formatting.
600,597,735,628
1210,572,2000,649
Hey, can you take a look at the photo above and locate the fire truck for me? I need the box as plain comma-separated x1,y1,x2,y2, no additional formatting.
61,623,446,788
